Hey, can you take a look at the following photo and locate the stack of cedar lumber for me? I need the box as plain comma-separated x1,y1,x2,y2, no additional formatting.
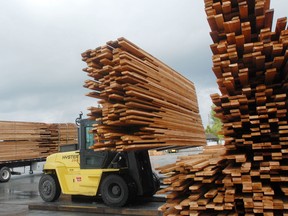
158,0,288,215
207,0,288,214
0,121,49,161
48,123,78,147
0,121,78,162
157,145,232,215
81,37,206,151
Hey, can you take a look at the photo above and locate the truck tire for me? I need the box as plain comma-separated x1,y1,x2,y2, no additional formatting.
100,174,129,207
0,167,11,183
39,174,61,202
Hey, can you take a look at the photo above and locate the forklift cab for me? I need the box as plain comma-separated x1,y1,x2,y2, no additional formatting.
78,119,118,169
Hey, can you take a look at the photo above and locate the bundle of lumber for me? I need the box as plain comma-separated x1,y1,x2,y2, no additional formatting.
157,145,233,215
81,37,206,151
208,0,287,214
0,121,50,161
158,0,288,215
0,121,77,162
48,123,78,147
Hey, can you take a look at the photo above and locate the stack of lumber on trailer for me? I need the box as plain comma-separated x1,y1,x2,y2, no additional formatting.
0,121,54,161
210,0,287,214
48,123,78,147
81,37,206,151
0,121,78,162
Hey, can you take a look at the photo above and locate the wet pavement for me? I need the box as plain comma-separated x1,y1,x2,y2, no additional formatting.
0,169,95,216
0,148,202,216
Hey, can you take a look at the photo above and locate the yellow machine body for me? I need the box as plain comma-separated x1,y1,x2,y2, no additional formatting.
43,151,119,196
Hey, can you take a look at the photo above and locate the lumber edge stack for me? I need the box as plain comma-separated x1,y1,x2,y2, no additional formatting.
81,37,206,152
0,121,77,161
206,0,288,214
158,0,288,215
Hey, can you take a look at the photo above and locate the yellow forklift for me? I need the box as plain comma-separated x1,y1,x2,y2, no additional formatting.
38,118,160,207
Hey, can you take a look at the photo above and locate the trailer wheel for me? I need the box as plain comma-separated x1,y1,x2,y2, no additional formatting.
39,174,61,202
100,174,129,207
0,167,11,183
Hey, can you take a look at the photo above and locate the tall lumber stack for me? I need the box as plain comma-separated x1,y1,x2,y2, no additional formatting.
158,0,288,215
81,37,206,151
206,0,288,214
0,121,77,162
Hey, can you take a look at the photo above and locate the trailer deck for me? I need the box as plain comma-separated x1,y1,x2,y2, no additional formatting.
0,157,46,168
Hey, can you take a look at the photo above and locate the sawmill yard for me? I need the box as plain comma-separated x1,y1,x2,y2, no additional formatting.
0,0,288,216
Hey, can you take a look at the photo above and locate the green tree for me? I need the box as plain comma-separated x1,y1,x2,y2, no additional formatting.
205,105,223,142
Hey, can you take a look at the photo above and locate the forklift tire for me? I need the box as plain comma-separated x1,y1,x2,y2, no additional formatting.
0,167,11,183
100,174,129,207
39,174,61,202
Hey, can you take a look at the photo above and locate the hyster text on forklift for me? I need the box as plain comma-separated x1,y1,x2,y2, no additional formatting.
38,118,160,207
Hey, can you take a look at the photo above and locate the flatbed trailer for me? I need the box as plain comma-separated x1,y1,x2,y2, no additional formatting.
0,157,46,182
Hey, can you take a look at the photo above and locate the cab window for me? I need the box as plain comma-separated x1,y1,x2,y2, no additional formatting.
85,126,94,149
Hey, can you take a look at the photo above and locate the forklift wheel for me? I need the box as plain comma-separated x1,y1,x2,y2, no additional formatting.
39,174,61,202
100,174,129,207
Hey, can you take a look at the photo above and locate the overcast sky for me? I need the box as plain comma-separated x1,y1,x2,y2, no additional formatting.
0,0,286,127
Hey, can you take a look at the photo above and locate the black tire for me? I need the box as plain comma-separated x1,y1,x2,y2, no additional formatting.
38,174,61,202
100,174,129,207
0,167,11,183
